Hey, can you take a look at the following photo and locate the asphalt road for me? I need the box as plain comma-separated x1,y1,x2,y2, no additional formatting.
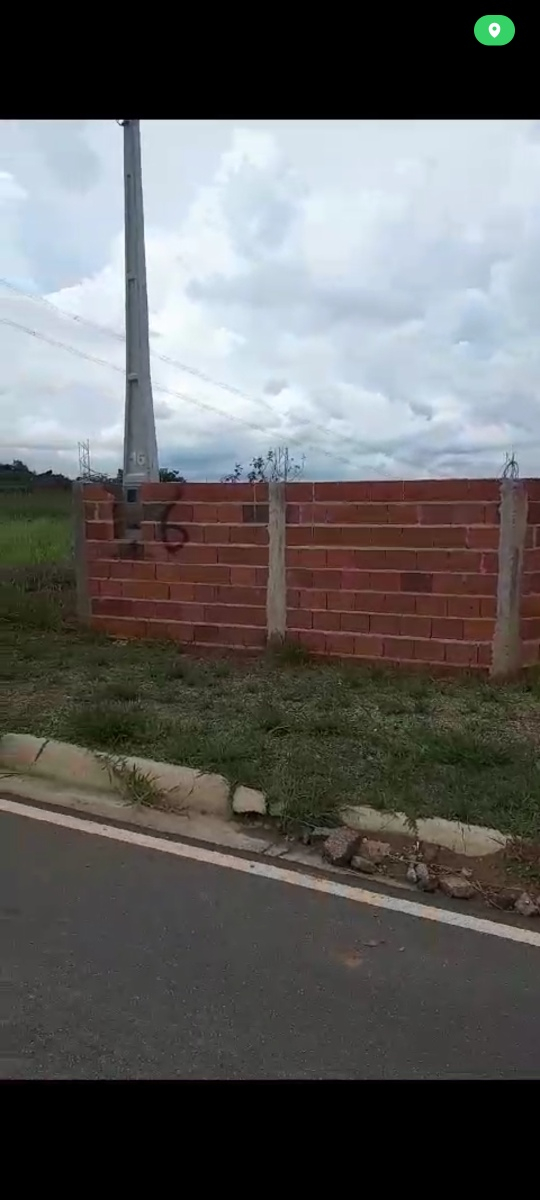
2,807,540,1079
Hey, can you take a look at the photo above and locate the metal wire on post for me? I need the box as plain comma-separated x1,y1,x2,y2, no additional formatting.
501,451,520,480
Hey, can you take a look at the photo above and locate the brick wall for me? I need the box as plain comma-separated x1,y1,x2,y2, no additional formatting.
285,479,500,670
84,481,269,650
78,476,540,676
521,480,540,668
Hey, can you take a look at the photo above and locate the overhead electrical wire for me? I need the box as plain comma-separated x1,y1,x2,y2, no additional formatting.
0,314,372,474
0,276,363,458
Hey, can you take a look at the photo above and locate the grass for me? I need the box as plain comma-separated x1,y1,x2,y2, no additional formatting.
3,487,540,840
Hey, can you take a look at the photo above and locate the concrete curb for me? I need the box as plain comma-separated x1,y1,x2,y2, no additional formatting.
0,733,510,856
0,734,235,820
340,805,509,858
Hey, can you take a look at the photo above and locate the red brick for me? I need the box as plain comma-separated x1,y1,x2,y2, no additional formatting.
414,638,446,662
325,633,356,656
313,611,341,631
145,620,195,643
155,563,186,583
385,503,419,524
340,612,370,633
122,580,169,601
521,618,540,640
326,590,355,611
143,543,182,562
204,604,266,627
185,565,231,584
354,634,384,658
524,548,540,572
311,526,373,547
400,572,433,593
300,589,328,609
92,597,134,618
432,617,464,640
215,503,246,524
288,568,314,588
417,549,483,573
215,585,266,606
89,561,112,579
322,503,386,524
230,566,266,587
81,484,111,500
287,609,313,630
217,546,267,566
417,503,486,525
383,636,415,661
237,627,266,648
399,614,432,638
85,521,114,541
522,573,540,595
432,573,497,596
132,600,167,620
446,596,481,618
193,584,217,603
169,583,196,602
370,613,400,636
204,524,231,544
312,570,343,589
341,570,372,591
286,547,327,567
88,579,101,597
84,500,114,521
313,482,372,502
380,592,416,614
185,483,258,502
463,618,494,642
384,550,418,571
287,588,301,609
528,502,540,525
194,624,221,643
403,480,475,502
480,597,497,618
326,548,363,568
415,595,447,616
108,560,133,579
296,630,326,653
478,644,493,668
467,480,500,501
522,641,540,666
466,526,499,550
139,482,184,501
368,571,402,592
445,641,479,666
236,526,268,545
141,522,158,542
285,483,314,503
370,482,406,502
90,616,147,638
480,552,498,574
521,595,540,618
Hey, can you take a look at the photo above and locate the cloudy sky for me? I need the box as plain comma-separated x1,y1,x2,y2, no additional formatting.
2,118,540,481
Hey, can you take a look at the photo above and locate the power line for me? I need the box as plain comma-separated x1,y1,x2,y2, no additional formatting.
0,275,362,455
0,315,369,473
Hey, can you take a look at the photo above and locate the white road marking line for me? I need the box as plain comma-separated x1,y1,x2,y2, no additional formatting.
3,795,540,948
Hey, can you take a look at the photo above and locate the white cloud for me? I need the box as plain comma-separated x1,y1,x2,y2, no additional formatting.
2,119,540,480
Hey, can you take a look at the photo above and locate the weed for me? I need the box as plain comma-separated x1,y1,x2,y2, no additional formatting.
64,703,150,752
101,756,166,809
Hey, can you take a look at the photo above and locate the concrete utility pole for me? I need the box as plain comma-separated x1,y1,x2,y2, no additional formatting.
117,119,159,490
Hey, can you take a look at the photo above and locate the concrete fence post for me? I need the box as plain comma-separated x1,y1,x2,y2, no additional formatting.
72,481,91,623
491,479,528,679
266,480,287,644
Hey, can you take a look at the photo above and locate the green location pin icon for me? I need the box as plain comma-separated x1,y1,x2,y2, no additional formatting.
474,14,515,44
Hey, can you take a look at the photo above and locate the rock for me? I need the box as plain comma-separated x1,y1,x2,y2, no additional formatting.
322,827,362,867
493,887,522,911
232,785,266,816
439,874,476,900
305,826,336,846
420,842,439,864
514,892,540,918
361,839,392,864
415,862,439,893
406,864,418,884
461,867,473,878
351,855,377,875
